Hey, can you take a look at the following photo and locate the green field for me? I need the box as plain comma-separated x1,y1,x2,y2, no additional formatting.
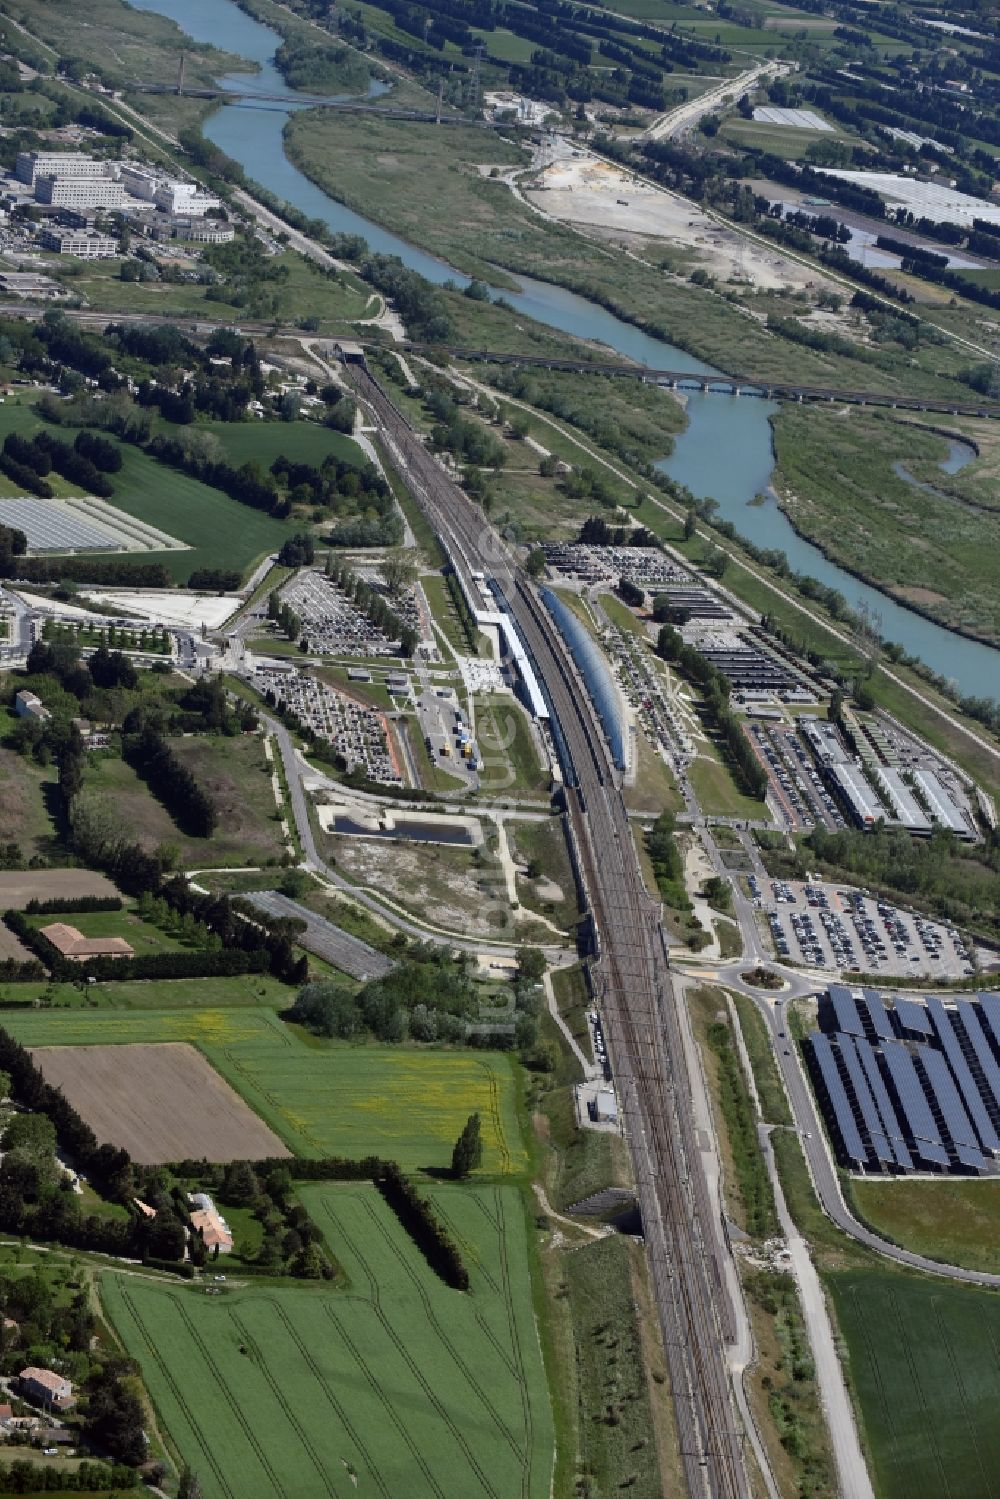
851,1179,1000,1276
688,751,765,821
62,251,372,329
196,420,364,470
0,739,60,861
0,403,292,583
25,906,187,958
101,1182,553,1499
0,973,296,1010
474,696,550,795
80,737,287,869
0,1007,526,1174
829,1270,1000,1499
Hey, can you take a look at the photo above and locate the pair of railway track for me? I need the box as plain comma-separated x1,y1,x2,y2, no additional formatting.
348,365,751,1499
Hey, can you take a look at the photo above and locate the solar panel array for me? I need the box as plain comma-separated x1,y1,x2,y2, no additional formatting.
0,498,120,554
806,988,1000,1175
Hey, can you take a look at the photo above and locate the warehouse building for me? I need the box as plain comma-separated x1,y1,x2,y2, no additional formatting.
828,762,888,827
873,767,933,835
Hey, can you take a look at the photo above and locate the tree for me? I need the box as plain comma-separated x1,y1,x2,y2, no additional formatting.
516,946,546,984
683,508,697,541
451,1113,483,1180
525,548,546,578
220,1159,259,1207
178,1465,203,1499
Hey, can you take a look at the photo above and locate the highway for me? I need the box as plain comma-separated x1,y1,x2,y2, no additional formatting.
346,361,751,1499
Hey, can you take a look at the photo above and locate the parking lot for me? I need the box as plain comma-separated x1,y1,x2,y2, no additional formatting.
745,721,846,831
415,686,480,786
754,876,973,978
281,570,419,658
605,626,693,775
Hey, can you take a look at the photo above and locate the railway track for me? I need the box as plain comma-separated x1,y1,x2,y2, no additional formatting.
348,365,751,1499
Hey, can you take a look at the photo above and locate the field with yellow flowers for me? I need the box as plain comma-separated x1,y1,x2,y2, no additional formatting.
2,1007,526,1174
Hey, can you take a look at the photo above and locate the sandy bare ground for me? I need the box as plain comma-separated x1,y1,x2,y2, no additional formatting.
30,1043,290,1164
0,869,119,908
525,151,835,294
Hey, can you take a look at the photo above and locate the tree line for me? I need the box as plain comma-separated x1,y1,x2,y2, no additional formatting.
656,624,768,800
123,724,217,838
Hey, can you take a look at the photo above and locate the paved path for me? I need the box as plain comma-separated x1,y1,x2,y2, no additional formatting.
759,1123,875,1499
265,713,565,959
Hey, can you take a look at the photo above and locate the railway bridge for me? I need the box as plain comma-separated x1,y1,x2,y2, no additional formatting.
388,341,1000,418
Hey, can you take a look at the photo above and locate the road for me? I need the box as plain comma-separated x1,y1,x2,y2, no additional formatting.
755,991,1000,1290
758,1123,874,1499
346,361,752,1499
642,61,786,141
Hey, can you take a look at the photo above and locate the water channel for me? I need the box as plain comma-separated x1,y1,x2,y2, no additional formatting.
132,0,1000,696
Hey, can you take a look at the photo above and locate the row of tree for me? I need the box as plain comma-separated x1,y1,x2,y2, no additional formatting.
656,624,767,800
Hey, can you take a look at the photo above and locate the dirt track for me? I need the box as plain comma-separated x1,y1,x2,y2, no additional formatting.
30,1042,290,1163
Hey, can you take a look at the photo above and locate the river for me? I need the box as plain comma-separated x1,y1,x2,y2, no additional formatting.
131,0,1000,697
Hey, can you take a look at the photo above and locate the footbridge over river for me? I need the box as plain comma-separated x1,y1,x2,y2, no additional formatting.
388,341,1000,418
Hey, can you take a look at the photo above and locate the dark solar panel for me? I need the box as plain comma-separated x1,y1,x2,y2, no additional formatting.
878,1042,950,1169
976,993,1000,1059
917,1047,986,1169
955,999,1000,1124
855,1036,913,1171
808,1034,868,1167
828,985,865,1037
890,996,932,1039
926,998,1000,1155
861,989,895,1041
835,1035,893,1166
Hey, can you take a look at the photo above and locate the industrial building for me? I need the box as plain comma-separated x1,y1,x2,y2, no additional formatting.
806,986,1000,1175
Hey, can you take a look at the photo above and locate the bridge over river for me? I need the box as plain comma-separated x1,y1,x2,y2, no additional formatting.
387,342,1000,418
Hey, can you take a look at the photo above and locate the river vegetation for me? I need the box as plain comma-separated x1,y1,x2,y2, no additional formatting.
771,406,1000,647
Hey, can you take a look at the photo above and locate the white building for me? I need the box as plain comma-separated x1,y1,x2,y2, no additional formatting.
152,181,221,217
174,217,234,243
35,176,128,210
16,151,113,186
118,163,160,201
40,227,118,259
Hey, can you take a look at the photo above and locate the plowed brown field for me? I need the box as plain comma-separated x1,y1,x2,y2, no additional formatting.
30,1042,290,1163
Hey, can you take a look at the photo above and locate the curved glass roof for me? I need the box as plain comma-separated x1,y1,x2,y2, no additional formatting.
541,589,626,770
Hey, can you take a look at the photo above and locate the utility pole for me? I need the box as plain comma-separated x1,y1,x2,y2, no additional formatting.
435,77,444,125
176,51,186,96
467,43,484,116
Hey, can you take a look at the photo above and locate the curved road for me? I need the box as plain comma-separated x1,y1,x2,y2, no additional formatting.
754,989,1000,1290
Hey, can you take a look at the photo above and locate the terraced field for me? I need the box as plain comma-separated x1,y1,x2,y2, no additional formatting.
1,1008,525,1174
101,1183,553,1499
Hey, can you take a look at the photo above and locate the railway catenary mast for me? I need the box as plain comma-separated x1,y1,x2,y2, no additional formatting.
347,362,751,1499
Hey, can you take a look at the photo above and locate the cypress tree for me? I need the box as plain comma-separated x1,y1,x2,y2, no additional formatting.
451,1113,483,1180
